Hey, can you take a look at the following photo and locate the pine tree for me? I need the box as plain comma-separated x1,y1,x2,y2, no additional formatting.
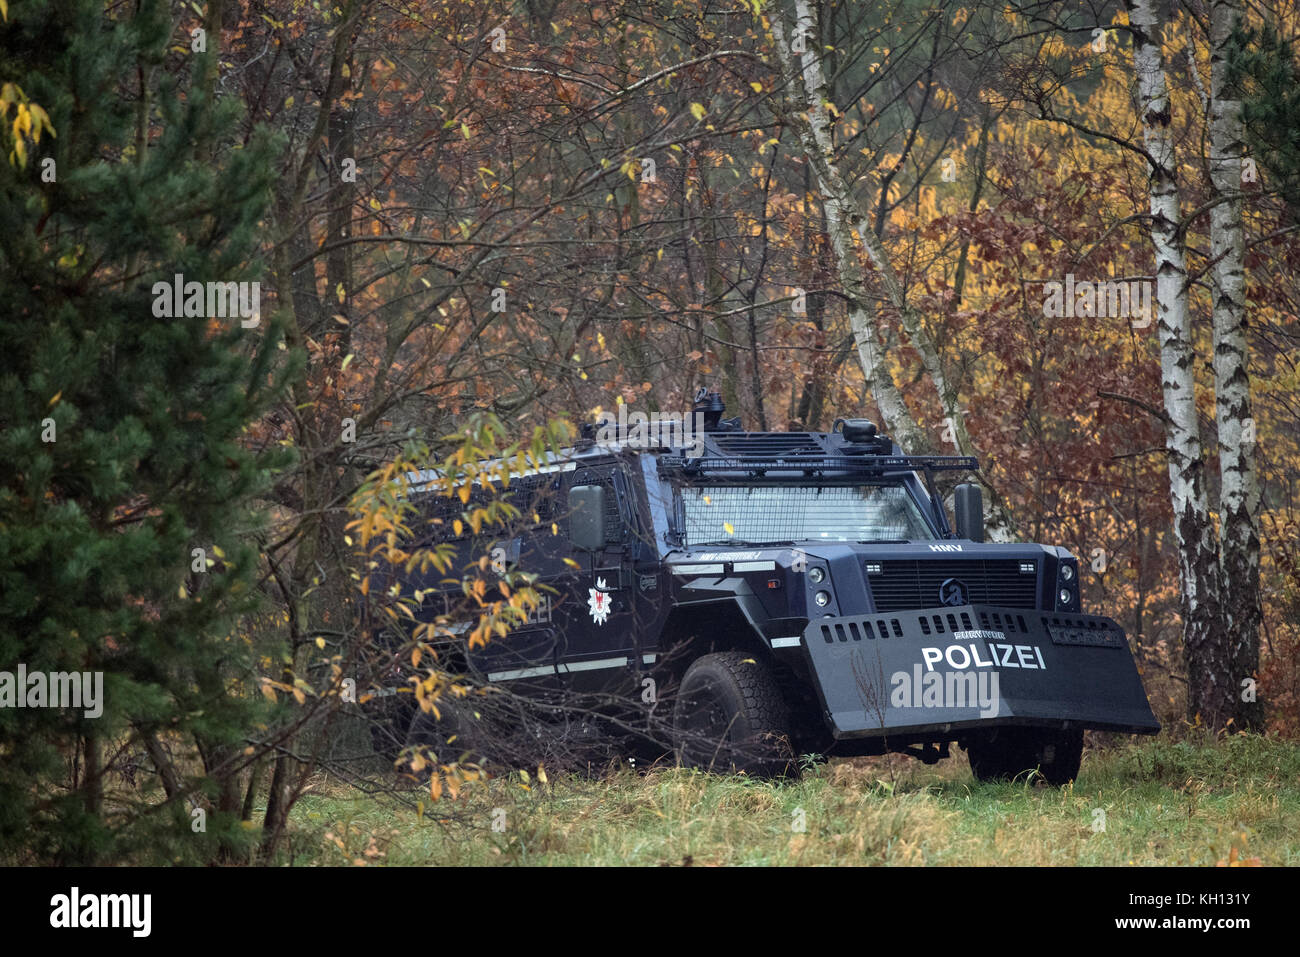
0,0,290,863
1228,20,1300,213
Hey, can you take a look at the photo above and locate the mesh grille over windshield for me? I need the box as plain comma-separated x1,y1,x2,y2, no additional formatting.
682,484,933,543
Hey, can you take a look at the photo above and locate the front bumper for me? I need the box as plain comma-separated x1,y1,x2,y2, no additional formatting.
801,604,1161,739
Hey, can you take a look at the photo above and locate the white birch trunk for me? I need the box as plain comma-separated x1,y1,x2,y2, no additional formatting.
1209,0,1262,726
772,0,1018,541
1125,0,1229,725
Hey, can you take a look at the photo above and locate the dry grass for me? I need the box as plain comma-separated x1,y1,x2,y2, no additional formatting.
283,734,1300,866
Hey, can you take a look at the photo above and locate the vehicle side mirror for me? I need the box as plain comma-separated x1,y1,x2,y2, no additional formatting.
569,485,606,551
954,483,984,542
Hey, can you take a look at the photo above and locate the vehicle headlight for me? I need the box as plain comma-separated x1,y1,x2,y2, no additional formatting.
1059,587,1074,606
1060,564,1075,582
814,590,831,607
808,566,825,584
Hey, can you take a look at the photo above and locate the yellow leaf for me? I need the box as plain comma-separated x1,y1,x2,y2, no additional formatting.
689,102,706,120
48,391,61,405
750,82,764,93
724,522,735,535
315,637,326,649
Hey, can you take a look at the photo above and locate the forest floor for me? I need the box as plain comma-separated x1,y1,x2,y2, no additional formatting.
284,733,1298,866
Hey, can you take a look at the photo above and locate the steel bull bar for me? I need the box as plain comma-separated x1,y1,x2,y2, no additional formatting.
800,605,1161,739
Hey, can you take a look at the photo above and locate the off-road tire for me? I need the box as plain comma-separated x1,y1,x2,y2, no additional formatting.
672,652,795,778
967,727,1083,785
369,696,417,765
403,698,492,774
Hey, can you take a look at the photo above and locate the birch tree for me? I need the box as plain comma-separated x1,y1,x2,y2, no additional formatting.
1123,0,1259,728
769,0,1020,539
1208,0,1263,727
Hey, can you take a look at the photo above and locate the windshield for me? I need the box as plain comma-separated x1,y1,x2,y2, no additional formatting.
681,483,935,544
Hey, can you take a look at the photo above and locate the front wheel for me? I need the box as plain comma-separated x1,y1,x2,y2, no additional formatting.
966,727,1083,786
672,652,795,778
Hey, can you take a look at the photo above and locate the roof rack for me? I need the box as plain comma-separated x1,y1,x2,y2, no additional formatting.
659,453,979,477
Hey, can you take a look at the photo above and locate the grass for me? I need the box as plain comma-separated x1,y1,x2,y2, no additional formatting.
283,733,1300,866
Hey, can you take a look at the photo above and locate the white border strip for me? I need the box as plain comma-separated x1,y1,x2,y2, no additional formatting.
562,656,629,674
486,664,556,681
488,655,630,682
770,636,802,649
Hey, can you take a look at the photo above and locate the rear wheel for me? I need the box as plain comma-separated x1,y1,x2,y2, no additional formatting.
672,652,795,778
369,696,417,765
966,727,1083,785
403,697,492,773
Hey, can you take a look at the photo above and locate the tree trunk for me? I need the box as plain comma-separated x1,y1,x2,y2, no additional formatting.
770,0,1018,540
1125,0,1230,727
1209,0,1262,728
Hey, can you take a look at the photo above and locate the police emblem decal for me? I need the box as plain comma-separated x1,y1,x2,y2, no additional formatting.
588,578,613,625
939,577,968,607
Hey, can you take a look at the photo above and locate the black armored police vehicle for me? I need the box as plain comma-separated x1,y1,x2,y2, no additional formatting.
381,393,1160,784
